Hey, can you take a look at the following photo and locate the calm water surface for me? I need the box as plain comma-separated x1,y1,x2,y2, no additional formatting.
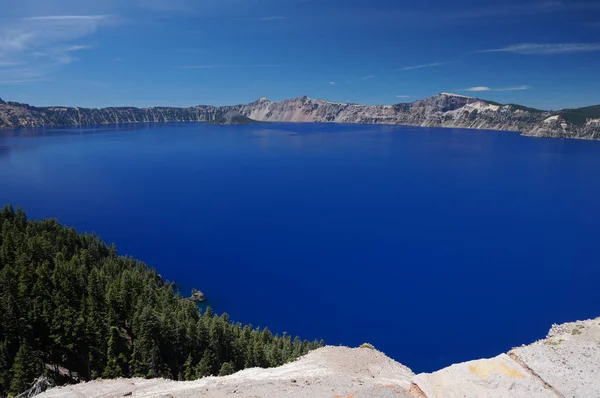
1,122,599,372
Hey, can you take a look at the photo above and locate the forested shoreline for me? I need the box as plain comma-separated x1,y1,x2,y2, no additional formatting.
0,206,323,396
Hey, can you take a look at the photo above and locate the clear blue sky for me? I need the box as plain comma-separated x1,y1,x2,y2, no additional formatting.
0,0,598,109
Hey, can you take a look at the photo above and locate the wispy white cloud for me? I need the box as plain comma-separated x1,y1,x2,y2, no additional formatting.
464,86,490,92
396,95,411,98
463,85,530,92
479,43,600,55
362,74,375,80
0,14,115,83
329,81,336,85
180,64,281,69
30,44,93,64
23,15,114,21
398,62,444,71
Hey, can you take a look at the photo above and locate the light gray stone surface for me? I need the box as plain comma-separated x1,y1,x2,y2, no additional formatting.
412,353,555,398
2,93,600,139
510,317,600,398
39,346,417,398
38,317,600,398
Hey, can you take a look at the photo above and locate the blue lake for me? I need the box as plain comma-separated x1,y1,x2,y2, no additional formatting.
1,122,599,373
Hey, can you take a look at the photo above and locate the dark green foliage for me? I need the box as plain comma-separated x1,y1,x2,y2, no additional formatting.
558,105,600,126
505,103,546,113
0,206,323,396
9,341,41,395
218,362,235,376
207,111,261,125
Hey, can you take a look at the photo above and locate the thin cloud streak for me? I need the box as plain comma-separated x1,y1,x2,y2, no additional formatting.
362,74,375,80
463,85,529,92
464,86,490,92
396,95,411,98
180,64,282,69
0,14,115,83
398,62,444,71
479,43,600,55
495,85,530,91
23,15,114,21
329,81,336,85
31,45,93,65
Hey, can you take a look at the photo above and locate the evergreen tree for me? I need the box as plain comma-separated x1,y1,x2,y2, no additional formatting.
194,351,214,378
103,327,128,378
218,361,234,376
183,354,195,381
0,340,10,393
9,341,39,395
0,206,323,396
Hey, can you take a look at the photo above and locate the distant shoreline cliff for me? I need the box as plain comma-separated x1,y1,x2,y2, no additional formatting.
1,93,599,140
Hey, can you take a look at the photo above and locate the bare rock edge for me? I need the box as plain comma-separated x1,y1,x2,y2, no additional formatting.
1,93,599,140
39,316,600,398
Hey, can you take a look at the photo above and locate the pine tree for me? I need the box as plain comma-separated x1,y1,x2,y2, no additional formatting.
183,354,195,381
0,340,10,393
103,327,125,378
218,361,234,376
9,341,39,395
194,350,214,378
0,206,324,396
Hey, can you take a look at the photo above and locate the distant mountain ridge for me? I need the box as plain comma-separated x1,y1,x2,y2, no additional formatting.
1,93,599,140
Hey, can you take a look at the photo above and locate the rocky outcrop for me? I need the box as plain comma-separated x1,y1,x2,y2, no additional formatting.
188,289,206,303
1,93,599,140
206,110,261,125
231,94,598,139
38,316,600,398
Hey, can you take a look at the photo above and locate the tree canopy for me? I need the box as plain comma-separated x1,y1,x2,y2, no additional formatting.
0,206,323,396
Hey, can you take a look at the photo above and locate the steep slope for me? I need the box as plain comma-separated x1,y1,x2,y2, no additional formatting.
1,94,599,140
0,206,322,397
232,94,556,135
206,110,262,124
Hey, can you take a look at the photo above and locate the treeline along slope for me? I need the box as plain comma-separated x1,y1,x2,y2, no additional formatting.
0,206,322,396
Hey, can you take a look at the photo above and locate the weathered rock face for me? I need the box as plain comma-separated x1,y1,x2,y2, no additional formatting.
231,94,597,139
1,93,599,140
0,103,218,129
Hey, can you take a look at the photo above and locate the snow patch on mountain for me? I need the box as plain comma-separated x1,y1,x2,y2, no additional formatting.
543,115,560,123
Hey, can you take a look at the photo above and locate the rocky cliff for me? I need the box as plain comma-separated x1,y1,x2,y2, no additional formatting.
1,94,599,140
38,316,600,398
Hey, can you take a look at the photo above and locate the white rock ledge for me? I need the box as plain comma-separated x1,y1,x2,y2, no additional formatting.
38,317,600,398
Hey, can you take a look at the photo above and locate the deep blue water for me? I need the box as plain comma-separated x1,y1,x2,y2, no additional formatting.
1,122,599,373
